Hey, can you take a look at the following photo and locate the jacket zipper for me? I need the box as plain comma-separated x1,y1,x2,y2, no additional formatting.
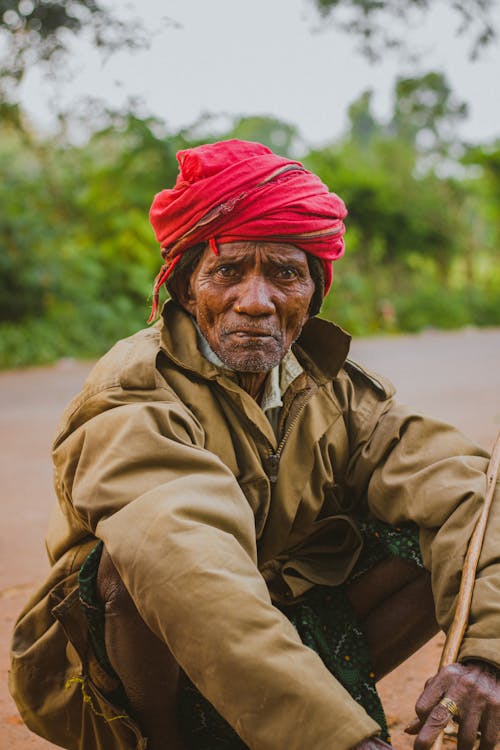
263,392,312,484
213,378,314,485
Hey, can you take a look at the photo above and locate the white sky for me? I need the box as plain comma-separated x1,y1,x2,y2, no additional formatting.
18,0,500,147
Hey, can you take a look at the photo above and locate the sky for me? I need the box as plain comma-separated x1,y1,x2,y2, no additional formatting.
17,0,500,148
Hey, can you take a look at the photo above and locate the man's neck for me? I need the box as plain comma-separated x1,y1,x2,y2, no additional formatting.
236,371,268,403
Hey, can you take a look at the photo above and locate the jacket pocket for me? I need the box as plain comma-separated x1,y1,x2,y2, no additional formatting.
280,515,364,597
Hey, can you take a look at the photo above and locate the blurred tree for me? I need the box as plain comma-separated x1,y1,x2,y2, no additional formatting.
0,1,178,101
1,66,498,365
0,105,179,324
310,0,496,60
176,114,304,158
346,90,381,147
464,141,500,206
463,140,500,250
63,110,180,308
304,72,472,320
226,116,303,158
306,136,466,275
0,119,57,321
390,72,468,157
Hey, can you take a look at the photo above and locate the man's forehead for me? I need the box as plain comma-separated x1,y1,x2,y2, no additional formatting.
202,241,309,264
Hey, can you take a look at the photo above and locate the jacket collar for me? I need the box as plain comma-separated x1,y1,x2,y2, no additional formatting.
293,315,351,384
159,301,222,380
158,300,351,384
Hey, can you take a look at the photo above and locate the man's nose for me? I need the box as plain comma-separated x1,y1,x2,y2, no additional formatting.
236,276,275,316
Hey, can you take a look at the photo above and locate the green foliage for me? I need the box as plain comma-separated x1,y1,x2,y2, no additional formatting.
0,77,499,369
174,114,303,158
391,72,468,155
303,75,499,337
463,140,500,249
227,116,303,158
0,106,180,366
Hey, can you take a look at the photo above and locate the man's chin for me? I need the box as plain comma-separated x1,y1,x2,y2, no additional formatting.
217,348,283,373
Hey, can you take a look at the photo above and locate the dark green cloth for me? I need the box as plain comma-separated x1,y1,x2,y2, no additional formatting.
79,518,424,748
78,542,115,677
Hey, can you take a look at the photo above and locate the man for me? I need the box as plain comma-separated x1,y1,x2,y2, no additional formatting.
10,139,500,750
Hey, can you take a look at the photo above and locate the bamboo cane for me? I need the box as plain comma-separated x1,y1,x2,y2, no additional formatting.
430,431,500,750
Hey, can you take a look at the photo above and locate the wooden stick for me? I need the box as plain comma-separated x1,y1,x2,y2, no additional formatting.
430,431,500,750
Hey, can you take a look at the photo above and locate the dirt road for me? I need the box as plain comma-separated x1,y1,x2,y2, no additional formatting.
1,328,499,749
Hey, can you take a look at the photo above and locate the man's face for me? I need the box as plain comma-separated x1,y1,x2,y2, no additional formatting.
181,241,315,372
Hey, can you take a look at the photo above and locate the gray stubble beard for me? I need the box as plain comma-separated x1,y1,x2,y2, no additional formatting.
215,344,284,373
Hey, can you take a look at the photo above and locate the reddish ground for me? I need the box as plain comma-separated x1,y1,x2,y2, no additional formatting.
1,328,499,749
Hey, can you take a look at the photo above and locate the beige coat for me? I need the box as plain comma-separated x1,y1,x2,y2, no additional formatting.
10,302,500,750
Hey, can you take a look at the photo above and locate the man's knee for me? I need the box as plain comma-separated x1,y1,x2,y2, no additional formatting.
96,546,132,612
95,545,149,679
94,545,184,749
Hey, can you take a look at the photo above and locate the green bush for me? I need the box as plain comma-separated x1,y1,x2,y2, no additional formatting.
1,100,499,370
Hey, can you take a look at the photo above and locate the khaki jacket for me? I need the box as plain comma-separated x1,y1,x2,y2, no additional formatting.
10,302,500,750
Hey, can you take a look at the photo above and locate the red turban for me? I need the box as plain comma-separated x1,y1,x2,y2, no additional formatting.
148,139,347,321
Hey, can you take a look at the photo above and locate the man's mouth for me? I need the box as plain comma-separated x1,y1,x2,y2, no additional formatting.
224,329,279,340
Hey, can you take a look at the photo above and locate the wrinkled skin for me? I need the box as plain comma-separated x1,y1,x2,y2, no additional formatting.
407,661,500,750
353,661,500,750
180,240,315,400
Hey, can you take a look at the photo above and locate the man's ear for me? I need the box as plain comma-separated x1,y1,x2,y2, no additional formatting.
182,282,197,317
171,273,197,316
167,243,205,316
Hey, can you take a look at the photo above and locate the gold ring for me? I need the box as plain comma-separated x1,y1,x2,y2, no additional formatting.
439,697,460,719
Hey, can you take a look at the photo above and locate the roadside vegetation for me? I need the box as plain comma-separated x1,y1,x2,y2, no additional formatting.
0,2,499,368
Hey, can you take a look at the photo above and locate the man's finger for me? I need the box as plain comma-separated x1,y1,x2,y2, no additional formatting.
478,703,500,750
478,730,499,750
404,717,422,735
456,706,481,750
414,666,459,719
413,702,456,750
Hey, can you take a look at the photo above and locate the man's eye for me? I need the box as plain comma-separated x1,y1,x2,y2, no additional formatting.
275,267,298,280
215,265,238,277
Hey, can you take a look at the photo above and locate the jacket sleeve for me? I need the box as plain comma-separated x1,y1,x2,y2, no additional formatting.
336,364,500,669
53,384,380,750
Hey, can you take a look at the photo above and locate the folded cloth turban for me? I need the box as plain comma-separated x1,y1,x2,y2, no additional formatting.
148,139,347,321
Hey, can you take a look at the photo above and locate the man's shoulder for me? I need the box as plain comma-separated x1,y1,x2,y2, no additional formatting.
53,325,182,446
330,358,396,423
341,359,396,400
84,324,164,393
329,359,397,442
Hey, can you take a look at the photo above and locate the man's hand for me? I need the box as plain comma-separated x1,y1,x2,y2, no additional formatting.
405,661,500,750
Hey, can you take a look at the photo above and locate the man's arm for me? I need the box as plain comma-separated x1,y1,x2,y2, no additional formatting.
336,367,500,749
351,403,500,667
54,388,380,750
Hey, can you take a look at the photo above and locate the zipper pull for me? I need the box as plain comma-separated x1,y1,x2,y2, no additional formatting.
264,453,280,483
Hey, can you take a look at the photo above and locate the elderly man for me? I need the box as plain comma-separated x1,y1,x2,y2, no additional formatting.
10,140,500,750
